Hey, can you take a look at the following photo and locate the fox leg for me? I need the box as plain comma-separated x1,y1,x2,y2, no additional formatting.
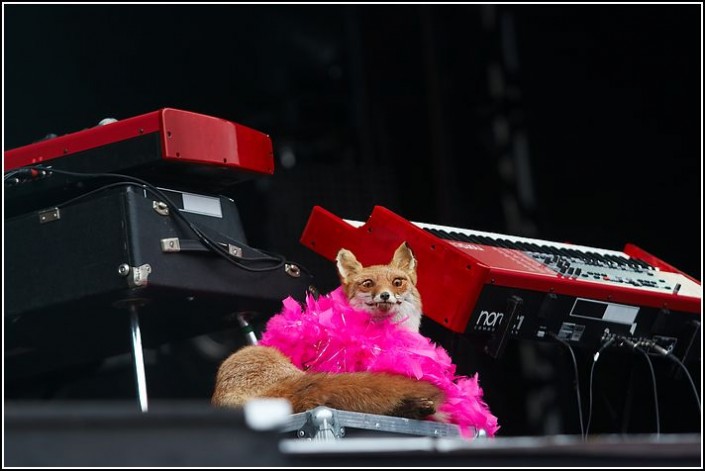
389,396,438,420
265,371,444,419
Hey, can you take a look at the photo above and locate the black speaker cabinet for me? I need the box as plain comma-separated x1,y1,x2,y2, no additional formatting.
4,184,313,379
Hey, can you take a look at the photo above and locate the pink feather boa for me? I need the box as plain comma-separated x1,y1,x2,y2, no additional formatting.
259,287,499,438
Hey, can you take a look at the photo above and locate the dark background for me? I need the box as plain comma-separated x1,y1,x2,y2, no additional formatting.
4,4,702,439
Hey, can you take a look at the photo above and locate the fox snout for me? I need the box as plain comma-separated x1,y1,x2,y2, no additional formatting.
370,290,399,313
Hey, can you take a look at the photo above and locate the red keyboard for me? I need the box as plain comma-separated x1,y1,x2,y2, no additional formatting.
4,108,274,217
300,205,701,359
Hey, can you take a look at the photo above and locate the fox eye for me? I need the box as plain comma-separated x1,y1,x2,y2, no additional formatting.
361,279,374,288
393,278,404,287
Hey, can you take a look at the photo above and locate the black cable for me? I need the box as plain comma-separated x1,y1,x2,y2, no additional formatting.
4,167,43,182
4,169,21,181
664,352,701,414
548,332,585,439
645,341,703,414
50,181,146,208
585,337,615,438
15,165,300,273
619,338,661,436
635,346,660,436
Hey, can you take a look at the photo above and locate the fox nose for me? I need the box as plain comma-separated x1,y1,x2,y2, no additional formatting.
380,292,390,301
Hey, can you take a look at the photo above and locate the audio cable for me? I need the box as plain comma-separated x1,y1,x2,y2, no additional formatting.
643,338,701,414
619,337,660,437
548,331,585,439
585,336,616,438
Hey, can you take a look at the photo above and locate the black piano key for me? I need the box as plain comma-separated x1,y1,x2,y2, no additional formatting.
543,245,562,255
447,231,465,242
526,243,544,253
493,239,509,248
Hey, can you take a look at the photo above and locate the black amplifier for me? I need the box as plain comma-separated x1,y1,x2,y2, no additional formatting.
5,184,313,378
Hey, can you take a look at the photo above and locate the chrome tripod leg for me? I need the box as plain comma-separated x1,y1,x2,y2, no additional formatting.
128,304,149,412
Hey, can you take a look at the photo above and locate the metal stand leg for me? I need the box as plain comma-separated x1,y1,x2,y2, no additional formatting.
237,312,259,345
128,304,149,412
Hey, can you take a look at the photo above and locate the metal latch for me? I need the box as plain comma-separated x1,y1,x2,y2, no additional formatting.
38,207,61,224
227,244,243,257
153,201,169,216
296,407,345,440
118,263,152,288
285,263,301,278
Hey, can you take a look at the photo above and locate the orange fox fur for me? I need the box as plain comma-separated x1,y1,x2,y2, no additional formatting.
211,242,442,419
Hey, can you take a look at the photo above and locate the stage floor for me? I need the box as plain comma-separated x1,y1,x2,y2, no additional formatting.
4,401,701,467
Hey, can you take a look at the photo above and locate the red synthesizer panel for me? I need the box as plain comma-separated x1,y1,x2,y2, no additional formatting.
5,108,274,175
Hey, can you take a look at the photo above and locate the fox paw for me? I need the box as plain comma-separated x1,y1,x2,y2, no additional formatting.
390,397,437,419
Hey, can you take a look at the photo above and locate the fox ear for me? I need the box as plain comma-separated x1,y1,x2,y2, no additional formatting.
336,248,363,282
391,242,417,283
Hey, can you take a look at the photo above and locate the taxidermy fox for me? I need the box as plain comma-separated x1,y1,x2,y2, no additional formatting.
211,242,442,419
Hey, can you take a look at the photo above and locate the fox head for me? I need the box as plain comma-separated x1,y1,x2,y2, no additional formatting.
336,242,422,332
